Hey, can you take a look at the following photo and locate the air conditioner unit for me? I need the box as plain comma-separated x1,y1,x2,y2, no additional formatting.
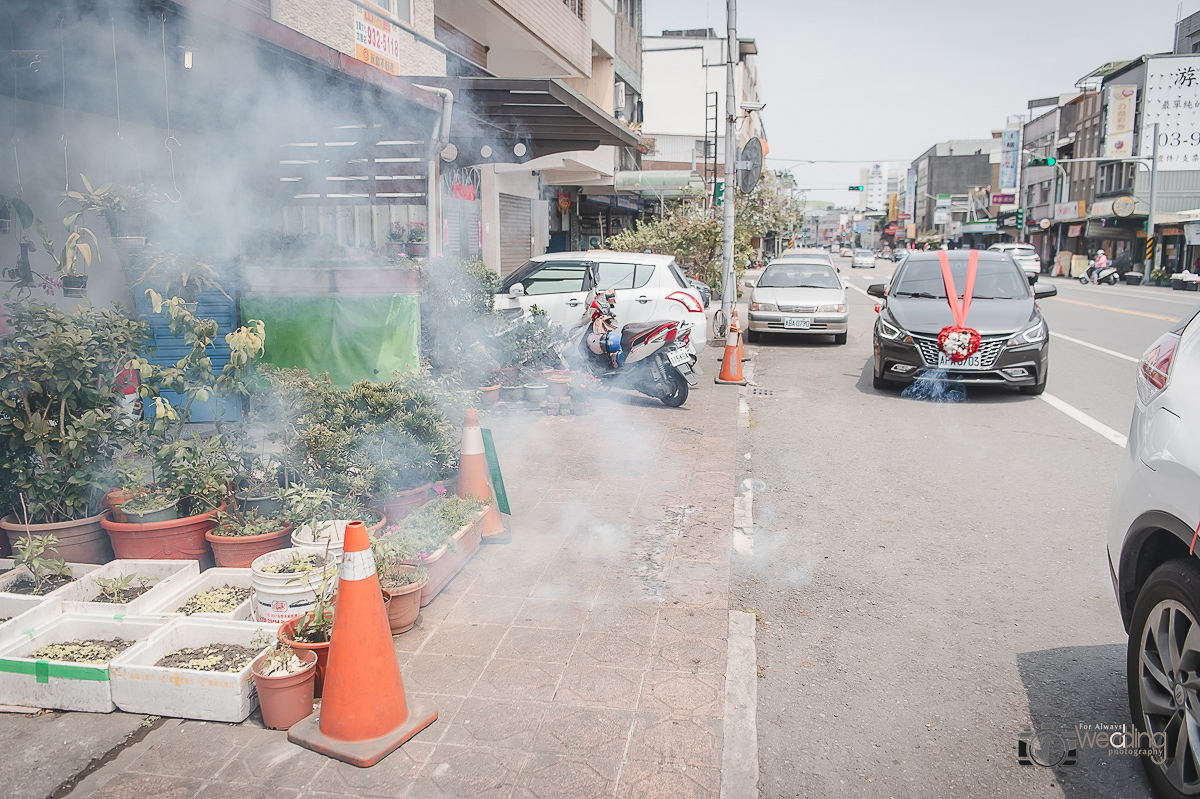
614,81,627,113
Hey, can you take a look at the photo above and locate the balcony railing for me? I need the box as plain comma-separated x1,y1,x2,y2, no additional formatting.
563,0,585,20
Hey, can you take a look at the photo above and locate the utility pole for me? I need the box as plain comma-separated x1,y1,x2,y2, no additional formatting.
720,0,737,325
1148,122,1160,269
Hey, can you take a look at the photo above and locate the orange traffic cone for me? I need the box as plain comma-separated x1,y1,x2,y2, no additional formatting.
731,310,749,363
715,323,746,385
288,521,437,767
458,409,508,542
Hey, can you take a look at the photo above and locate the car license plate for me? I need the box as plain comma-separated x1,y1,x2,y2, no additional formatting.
938,352,983,369
783,317,812,329
667,348,691,367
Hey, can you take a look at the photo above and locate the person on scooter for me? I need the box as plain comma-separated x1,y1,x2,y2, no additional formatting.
1088,249,1107,284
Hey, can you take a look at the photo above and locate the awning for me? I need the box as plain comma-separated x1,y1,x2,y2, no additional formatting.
614,170,705,197
414,77,645,165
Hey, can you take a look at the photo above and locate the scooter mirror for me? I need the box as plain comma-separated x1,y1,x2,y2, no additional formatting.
510,283,526,297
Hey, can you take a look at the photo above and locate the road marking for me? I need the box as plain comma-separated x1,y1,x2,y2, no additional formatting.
1044,296,1180,322
1049,331,1139,363
1039,392,1128,448
843,281,873,299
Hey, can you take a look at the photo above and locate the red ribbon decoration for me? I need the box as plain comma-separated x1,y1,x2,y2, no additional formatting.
936,250,981,363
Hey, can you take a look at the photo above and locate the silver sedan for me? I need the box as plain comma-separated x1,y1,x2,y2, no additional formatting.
746,262,848,344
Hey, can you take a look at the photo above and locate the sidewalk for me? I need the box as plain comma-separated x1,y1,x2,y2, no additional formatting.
6,377,740,799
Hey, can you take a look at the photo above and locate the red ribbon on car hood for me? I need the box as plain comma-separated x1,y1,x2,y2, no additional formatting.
937,249,978,328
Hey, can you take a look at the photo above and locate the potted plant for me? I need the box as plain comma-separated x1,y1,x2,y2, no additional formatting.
0,302,149,563
205,505,292,568
132,249,231,310
118,486,181,523
1124,270,1144,286
65,174,159,243
376,495,485,607
385,222,407,258
1150,267,1169,287
404,222,429,257
250,639,318,730
1,534,73,596
547,372,571,397
372,537,428,634
524,379,549,403
277,567,335,696
499,374,524,402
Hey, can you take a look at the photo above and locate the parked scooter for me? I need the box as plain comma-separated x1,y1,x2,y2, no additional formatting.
563,284,700,407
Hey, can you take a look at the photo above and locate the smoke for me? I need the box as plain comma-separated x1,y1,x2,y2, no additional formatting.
901,369,966,403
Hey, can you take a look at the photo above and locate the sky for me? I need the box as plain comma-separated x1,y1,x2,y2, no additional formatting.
643,0,1189,209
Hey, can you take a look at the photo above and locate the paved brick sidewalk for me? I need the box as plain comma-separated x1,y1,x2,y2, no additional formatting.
10,377,738,799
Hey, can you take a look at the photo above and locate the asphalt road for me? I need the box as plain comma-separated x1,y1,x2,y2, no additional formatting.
733,251,1196,798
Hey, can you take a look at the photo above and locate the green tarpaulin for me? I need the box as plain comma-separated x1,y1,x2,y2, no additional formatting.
240,294,420,386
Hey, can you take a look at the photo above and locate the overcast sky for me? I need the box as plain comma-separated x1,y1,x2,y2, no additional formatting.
643,0,1189,209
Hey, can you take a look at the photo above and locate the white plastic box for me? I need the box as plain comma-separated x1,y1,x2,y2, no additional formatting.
109,618,277,722
55,560,199,617
0,614,165,712
140,568,254,620
0,562,102,599
0,596,64,650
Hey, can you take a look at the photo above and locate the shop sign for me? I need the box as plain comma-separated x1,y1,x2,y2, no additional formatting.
904,168,916,219
1142,56,1200,171
1112,195,1136,218
354,8,400,76
933,208,951,224
1103,85,1138,157
936,194,952,208
1185,222,1200,244
962,221,998,233
1000,128,1020,190
1161,227,1185,236
991,193,1015,205
1068,224,1083,238
1053,201,1085,220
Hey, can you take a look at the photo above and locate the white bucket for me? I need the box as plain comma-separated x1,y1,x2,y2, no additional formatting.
290,520,354,564
249,547,337,625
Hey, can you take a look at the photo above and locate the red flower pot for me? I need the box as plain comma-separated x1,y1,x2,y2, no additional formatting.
251,648,317,730
205,525,293,568
547,376,570,397
278,612,332,698
407,506,486,607
478,384,500,404
100,504,224,570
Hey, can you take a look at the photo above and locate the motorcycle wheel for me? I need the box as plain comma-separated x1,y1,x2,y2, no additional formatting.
1079,276,1090,284
661,370,689,407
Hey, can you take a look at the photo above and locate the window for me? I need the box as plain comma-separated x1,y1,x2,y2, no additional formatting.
562,0,585,19
519,262,589,295
1040,182,1051,204
595,262,654,290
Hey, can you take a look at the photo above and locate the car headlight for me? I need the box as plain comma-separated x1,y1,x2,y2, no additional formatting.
878,317,904,340
751,301,777,311
818,303,846,313
1008,320,1045,346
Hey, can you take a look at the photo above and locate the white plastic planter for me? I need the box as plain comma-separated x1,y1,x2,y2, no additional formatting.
140,568,254,620
0,614,165,712
0,596,64,650
55,560,199,618
109,618,277,722
291,520,351,564
250,548,337,625
0,562,102,599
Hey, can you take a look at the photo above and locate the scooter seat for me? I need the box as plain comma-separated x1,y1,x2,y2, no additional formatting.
620,321,675,351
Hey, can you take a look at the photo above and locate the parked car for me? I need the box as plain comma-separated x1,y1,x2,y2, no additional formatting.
685,276,713,308
744,252,836,290
495,252,708,351
987,243,1041,281
746,260,848,344
839,246,854,258
869,250,1057,393
852,249,876,269
1108,304,1200,799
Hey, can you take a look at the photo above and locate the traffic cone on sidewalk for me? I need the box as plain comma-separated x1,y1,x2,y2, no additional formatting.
288,521,437,767
731,310,750,363
458,409,509,542
715,323,747,385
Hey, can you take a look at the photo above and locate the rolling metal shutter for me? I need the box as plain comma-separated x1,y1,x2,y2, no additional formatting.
499,193,533,277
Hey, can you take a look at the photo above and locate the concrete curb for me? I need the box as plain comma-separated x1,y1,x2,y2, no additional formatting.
721,610,758,799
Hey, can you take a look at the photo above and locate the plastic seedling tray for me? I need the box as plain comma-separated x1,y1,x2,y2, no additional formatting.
0,614,165,712
0,596,63,650
0,562,102,600
109,618,277,722
140,568,254,620
56,560,199,618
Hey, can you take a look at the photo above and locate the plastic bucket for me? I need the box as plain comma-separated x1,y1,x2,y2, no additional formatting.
290,514,386,565
250,548,337,625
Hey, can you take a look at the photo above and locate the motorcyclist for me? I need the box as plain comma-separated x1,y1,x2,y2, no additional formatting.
1087,249,1107,284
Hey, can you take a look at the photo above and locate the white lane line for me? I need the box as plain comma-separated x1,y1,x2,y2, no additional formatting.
843,281,873,299
1049,331,1139,363
1040,392,1128,448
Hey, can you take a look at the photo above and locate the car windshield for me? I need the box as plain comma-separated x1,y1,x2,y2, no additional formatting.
892,258,1029,300
758,264,841,289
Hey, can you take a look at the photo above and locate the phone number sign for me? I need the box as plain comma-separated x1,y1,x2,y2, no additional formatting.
1142,56,1200,170
354,8,400,76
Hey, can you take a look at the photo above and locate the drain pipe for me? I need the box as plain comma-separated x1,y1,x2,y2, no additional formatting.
415,86,454,258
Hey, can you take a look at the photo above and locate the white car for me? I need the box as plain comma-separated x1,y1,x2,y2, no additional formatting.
851,249,876,269
839,247,854,258
1108,305,1200,796
494,252,708,351
746,260,848,344
987,243,1041,281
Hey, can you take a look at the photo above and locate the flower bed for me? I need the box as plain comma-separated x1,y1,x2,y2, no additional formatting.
0,562,101,599
141,568,254,620
54,559,199,617
109,618,276,722
374,496,487,608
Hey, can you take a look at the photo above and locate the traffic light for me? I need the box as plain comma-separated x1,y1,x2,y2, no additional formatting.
1026,157,1057,167
1015,209,1024,227
848,185,864,191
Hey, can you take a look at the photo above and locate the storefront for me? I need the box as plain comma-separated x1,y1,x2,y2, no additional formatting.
1160,226,1188,273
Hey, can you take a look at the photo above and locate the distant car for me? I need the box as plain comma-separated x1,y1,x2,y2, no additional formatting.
839,247,853,257
747,261,848,344
852,249,876,269
987,243,1041,281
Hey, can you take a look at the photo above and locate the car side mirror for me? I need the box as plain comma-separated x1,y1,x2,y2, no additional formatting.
867,283,886,298
509,283,525,297
1027,273,1038,286
1034,283,1057,299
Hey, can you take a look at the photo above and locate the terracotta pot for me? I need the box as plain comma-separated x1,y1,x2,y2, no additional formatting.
378,484,432,523
100,504,225,570
278,612,333,698
205,525,293,568
406,506,487,607
1,512,113,564
478,384,500,404
385,242,406,258
101,489,132,524
547,376,570,397
383,569,427,634
406,241,428,257
251,648,317,730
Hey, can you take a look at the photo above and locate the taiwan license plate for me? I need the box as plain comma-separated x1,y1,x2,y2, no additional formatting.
783,317,813,329
667,348,692,367
938,352,983,369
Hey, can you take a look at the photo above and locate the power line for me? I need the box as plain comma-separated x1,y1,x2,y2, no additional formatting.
765,157,910,164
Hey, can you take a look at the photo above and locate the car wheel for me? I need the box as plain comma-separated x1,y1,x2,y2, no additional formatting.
1020,366,1048,395
833,333,848,345
1128,559,1200,799
872,373,890,390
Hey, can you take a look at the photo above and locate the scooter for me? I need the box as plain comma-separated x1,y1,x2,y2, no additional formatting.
1080,263,1119,285
563,286,700,407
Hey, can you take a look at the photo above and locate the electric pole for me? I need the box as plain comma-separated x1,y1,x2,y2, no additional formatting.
720,0,738,326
